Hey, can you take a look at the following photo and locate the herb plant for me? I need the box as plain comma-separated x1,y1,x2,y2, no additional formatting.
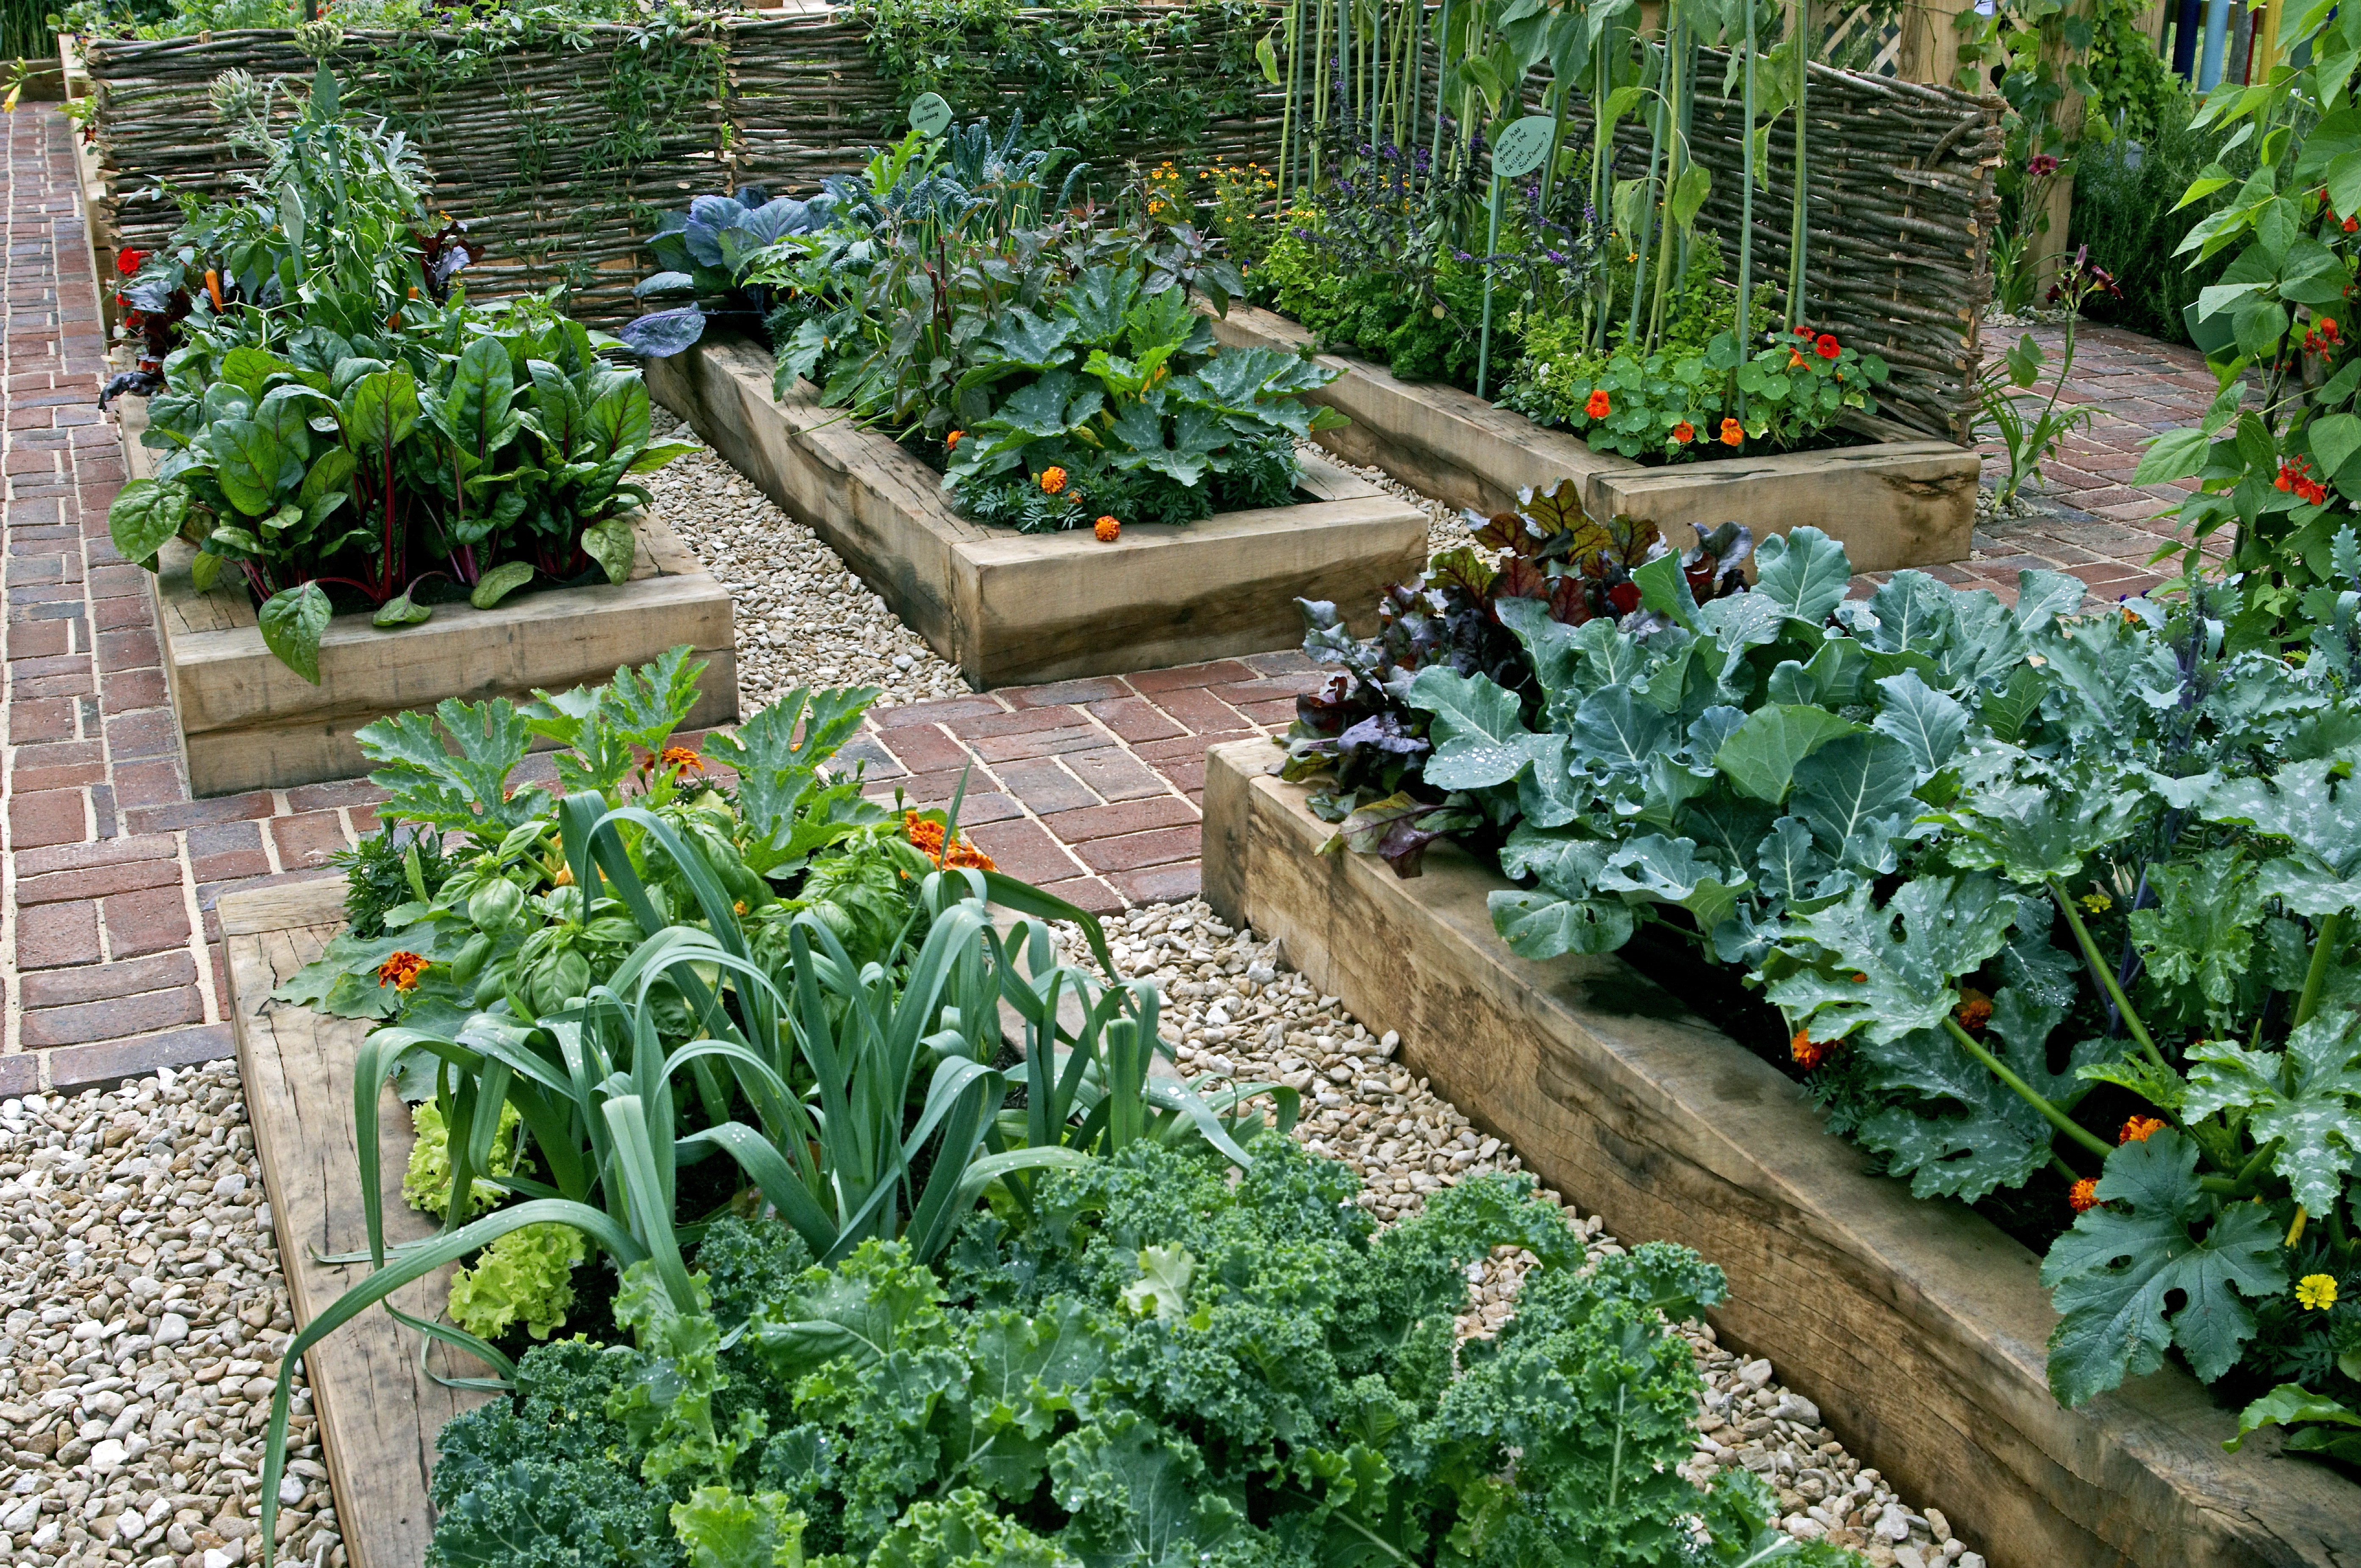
1289,521,2361,1436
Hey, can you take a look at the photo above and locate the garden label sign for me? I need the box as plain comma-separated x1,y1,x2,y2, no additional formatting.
910,92,954,137
1477,115,1557,399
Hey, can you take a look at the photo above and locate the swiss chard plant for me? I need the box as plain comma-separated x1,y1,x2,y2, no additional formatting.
412,1139,1849,1568
1289,518,2361,1438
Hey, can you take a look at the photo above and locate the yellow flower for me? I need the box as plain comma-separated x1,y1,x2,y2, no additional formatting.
2297,1273,2339,1310
2078,889,2113,915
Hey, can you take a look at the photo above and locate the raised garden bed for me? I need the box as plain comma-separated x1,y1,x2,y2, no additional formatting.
1198,737,2361,1568
647,334,1430,689
1205,305,1980,575
220,878,492,1568
117,402,738,797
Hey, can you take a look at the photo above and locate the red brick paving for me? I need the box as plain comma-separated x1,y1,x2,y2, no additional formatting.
0,104,2216,1092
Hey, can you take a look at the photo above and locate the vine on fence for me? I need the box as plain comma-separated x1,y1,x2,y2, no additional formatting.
847,0,1266,174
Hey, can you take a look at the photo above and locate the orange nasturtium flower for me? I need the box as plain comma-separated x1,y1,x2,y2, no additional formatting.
1095,515,1122,542
1719,418,1744,447
1583,388,1612,419
946,429,964,451
2118,1116,2168,1145
1671,421,1695,444
2068,1178,2100,1213
1039,466,1068,495
376,951,430,992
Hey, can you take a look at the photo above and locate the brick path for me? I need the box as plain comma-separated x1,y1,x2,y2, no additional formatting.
0,103,2228,1094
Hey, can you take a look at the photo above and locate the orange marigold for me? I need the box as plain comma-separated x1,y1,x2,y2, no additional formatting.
376,951,430,992
1719,418,1743,447
944,842,998,873
1790,1028,1826,1071
658,745,704,774
2119,1115,2168,1145
1095,515,1121,543
1955,988,1993,1032
904,813,948,859
2068,1177,2100,1213
946,429,964,451
1039,466,1068,495
1584,388,1612,419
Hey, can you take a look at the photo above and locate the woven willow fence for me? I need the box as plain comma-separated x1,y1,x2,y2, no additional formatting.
82,9,1997,438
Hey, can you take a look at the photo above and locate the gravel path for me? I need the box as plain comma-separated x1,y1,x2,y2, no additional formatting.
645,416,971,713
0,1061,337,1568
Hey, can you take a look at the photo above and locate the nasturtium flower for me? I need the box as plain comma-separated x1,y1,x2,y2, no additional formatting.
1720,418,1743,447
1671,421,1695,444
116,248,149,276
945,429,964,450
1584,389,1612,419
2297,1274,2339,1311
2118,1115,2167,1145
1815,334,1841,359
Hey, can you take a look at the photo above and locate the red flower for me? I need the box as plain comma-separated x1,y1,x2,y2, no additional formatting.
1815,334,1840,360
115,248,149,277
1794,325,1813,338
2068,1177,2100,1213
1671,421,1695,444
2026,153,2060,178
1584,388,1612,420
2346,215,2359,233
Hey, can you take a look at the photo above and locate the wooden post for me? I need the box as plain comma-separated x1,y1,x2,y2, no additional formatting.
1895,0,1981,87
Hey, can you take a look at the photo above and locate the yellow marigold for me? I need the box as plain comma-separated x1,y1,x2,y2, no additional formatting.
732,900,748,917
2297,1273,2340,1311
658,745,704,774
2119,1115,2168,1145
376,951,430,992
2079,889,2113,915
1039,466,1068,495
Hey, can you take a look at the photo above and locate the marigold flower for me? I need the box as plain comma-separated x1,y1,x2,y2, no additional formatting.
2068,1177,2100,1213
1038,466,1067,494
1095,515,1121,542
1720,418,1743,447
1954,989,1993,1032
2119,1115,2168,1145
944,842,998,872
2297,1273,2340,1310
732,900,748,916
2078,889,2113,915
1790,1028,1826,1070
1815,334,1841,360
658,745,703,774
1671,421,1695,444
904,813,948,858
1584,388,1612,419
946,429,964,451
376,951,430,992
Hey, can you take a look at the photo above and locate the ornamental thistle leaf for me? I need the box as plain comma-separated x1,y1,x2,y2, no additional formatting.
1766,875,2015,1046
2203,755,2361,915
1407,667,1555,791
2184,1009,2361,1217
2039,1130,2283,1406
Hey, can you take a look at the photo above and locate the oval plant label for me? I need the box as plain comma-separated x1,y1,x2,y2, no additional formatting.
1491,115,1556,180
910,92,954,138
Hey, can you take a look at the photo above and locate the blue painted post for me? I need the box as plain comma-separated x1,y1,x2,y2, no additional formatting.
2199,0,2234,89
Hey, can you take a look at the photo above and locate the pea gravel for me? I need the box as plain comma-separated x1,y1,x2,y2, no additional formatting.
0,1061,338,1568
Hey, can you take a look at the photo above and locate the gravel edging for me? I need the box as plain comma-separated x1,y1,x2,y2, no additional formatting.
0,1061,338,1568
1056,897,1986,1568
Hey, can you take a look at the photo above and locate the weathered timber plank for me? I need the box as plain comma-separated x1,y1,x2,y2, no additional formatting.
1200,738,2360,1568
1206,305,1979,575
223,882,492,1568
648,335,1431,687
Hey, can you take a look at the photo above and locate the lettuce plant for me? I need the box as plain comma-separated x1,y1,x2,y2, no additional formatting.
1291,521,2361,1430
420,1141,1848,1568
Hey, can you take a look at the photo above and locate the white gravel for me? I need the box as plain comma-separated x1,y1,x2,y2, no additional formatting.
1319,446,1474,556
1059,897,1982,1567
644,415,972,714
0,1061,337,1568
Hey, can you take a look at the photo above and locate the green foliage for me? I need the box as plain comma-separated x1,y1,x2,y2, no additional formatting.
1291,533,2361,1412
851,0,1262,176
330,821,459,939
428,1140,1791,1568
2072,79,2252,345
449,1223,587,1342
406,1098,524,1220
